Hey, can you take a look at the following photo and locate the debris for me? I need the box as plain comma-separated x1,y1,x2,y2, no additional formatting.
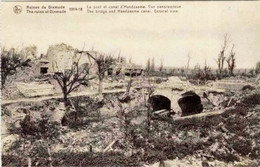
16,82,54,97
241,85,255,91
103,139,118,153
2,72,260,167
118,93,131,103
212,80,252,91
201,160,210,167
171,87,184,92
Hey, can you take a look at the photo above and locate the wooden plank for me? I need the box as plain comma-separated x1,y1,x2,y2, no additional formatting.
153,109,168,115
103,139,117,153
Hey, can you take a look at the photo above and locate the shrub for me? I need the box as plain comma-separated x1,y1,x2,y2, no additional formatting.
256,61,260,74
1,48,31,88
189,64,215,84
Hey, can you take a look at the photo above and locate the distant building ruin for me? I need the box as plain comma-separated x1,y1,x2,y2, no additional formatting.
36,58,50,75
109,62,144,77
36,43,144,78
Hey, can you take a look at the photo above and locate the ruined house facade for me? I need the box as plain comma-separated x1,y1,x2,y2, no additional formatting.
34,43,98,76
46,43,96,74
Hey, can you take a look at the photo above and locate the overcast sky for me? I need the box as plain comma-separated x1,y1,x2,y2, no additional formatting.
1,1,260,69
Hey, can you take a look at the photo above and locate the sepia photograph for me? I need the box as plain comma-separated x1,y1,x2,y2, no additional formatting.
1,1,260,166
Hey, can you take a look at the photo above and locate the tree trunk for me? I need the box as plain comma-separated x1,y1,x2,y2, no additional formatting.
62,92,70,126
64,93,69,107
1,74,7,88
145,91,152,135
147,103,151,134
230,69,234,76
74,111,78,122
63,84,69,107
98,78,103,95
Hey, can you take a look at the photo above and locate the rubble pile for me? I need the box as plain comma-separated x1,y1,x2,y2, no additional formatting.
128,91,260,166
1,76,260,166
2,66,36,99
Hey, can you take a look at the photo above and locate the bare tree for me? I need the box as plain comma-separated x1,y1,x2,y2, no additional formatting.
143,80,154,135
226,44,236,76
117,50,125,63
159,59,164,72
146,58,151,74
81,51,115,95
216,34,230,79
185,53,191,78
129,57,132,64
1,48,31,88
53,51,94,107
151,57,155,72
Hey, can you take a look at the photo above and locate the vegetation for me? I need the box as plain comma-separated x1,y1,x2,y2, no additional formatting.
185,53,191,78
216,34,229,79
256,61,260,74
6,113,64,167
189,63,215,84
1,48,31,88
146,58,151,73
151,57,155,72
226,44,236,76
159,59,164,72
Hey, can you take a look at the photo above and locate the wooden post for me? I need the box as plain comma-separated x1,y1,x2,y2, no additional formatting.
126,79,133,93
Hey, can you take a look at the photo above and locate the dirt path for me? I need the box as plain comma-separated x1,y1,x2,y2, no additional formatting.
1,89,126,105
